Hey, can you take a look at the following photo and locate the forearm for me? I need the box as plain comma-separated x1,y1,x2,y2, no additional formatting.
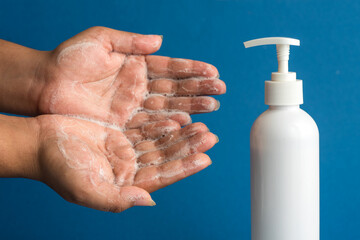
0,114,40,179
0,40,47,115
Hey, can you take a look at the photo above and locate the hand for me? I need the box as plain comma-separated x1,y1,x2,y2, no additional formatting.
37,114,217,212
38,27,226,126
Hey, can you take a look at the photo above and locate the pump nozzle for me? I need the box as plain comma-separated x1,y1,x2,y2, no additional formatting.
244,37,300,81
244,37,303,105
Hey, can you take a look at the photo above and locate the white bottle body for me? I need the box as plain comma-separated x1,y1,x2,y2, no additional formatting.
250,106,319,240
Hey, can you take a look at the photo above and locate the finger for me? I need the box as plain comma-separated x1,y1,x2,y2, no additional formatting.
126,111,191,129
148,78,226,96
73,182,155,212
105,144,137,186
137,131,217,166
135,122,209,152
88,27,163,54
144,95,220,114
124,120,181,144
134,153,212,193
146,55,219,79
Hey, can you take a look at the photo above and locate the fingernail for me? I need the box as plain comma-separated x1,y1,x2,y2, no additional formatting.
214,134,219,143
149,199,156,206
134,198,156,207
215,100,220,111
216,73,220,78
159,35,163,40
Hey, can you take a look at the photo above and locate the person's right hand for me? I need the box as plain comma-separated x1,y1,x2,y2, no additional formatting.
37,114,217,212
37,27,226,127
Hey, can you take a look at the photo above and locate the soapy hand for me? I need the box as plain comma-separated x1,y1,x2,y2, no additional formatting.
0,27,225,212
37,115,217,212
38,27,226,126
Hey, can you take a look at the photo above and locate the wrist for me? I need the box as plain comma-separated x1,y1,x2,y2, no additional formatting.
0,114,41,180
0,40,49,115
29,50,50,115
23,117,42,180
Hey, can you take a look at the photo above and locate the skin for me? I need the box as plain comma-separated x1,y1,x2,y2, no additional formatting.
0,27,226,212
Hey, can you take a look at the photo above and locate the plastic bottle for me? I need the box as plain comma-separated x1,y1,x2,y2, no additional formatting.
244,37,319,240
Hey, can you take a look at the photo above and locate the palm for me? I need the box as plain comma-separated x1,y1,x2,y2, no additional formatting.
38,114,216,212
39,27,225,127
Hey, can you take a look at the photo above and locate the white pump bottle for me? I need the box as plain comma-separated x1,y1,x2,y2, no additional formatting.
244,37,319,240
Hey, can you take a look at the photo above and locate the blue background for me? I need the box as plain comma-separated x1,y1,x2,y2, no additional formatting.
0,0,359,239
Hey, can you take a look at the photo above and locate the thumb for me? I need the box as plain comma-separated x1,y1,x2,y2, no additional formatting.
81,182,156,213
118,186,156,208
97,27,163,54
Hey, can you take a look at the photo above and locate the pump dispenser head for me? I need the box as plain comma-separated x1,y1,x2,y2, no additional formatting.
244,37,303,105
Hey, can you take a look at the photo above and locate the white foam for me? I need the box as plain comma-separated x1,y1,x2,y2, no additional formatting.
135,157,207,185
63,114,124,131
57,41,99,64
127,193,145,202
